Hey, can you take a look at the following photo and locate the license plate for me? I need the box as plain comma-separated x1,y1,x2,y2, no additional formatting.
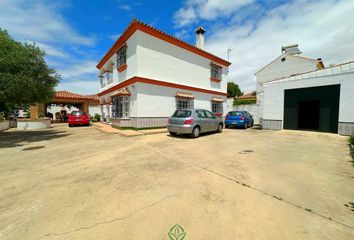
76,118,81,121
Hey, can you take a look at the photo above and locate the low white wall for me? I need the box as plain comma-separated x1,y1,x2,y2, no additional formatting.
17,119,51,130
232,104,260,124
0,120,10,131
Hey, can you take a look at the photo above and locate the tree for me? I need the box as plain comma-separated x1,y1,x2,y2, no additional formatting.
227,82,242,98
0,29,60,118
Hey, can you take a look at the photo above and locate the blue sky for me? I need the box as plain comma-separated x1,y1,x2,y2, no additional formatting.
1,0,353,94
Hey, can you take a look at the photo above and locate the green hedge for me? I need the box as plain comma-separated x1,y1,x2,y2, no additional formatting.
234,99,257,106
349,135,354,145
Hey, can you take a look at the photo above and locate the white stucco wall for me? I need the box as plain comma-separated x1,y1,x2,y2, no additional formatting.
88,106,101,117
135,31,228,95
47,106,79,120
262,63,354,124
99,33,138,93
135,82,229,117
100,84,138,118
233,104,260,124
17,119,51,130
256,54,319,94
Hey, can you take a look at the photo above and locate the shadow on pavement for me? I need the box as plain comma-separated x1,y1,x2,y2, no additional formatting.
0,129,70,148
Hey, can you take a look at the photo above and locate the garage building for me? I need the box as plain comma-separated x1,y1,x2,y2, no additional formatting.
262,61,354,135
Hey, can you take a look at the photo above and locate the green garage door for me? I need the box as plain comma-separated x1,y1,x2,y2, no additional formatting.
283,84,340,133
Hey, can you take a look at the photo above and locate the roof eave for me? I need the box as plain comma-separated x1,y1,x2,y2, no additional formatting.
96,20,231,69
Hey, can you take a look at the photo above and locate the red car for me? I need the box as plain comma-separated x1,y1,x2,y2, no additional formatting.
68,111,90,127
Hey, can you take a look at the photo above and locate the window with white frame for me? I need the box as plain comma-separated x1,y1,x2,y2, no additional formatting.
176,98,194,110
112,96,129,118
116,46,127,67
211,64,222,80
211,101,223,113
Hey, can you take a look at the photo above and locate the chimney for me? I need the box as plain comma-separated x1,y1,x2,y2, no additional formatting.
195,26,206,50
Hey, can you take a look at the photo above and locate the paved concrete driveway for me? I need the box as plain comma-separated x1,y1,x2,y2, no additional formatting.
0,125,353,239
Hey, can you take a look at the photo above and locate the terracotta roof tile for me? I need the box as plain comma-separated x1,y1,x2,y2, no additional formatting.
176,91,194,99
111,87,131,97
237,91,257,99
54,91,96,101
211,97,224,102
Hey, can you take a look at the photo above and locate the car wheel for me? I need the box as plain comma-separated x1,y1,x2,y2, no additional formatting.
225,125,229,129
191,126,200,138
216,123,223,133
69,124,72,127
169,132,177,136
243,123,247,129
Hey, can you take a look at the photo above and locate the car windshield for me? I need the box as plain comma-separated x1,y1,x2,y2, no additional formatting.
172,110,191,118
228,111,243,116
71,111,86,116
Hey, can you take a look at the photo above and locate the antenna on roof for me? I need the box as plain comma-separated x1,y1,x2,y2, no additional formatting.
227,48,232,62
281,44,302,55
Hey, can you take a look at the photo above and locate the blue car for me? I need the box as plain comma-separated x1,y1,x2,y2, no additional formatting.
224,111,254,129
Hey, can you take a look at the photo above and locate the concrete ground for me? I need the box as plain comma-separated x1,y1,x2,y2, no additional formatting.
0,125,353,240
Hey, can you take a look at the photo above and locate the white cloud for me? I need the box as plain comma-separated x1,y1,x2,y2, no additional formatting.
174,7,197,27
58,61,98,79
0,0,96,46
175,29,190,40
174,0,254,27
55,61,100,94
176,0,354,92
35,42,69,59
119,4,131,11
56,80,100,95
0,0,100,94
108,34,121,41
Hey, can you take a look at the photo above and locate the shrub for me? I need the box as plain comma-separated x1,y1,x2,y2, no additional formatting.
349,135,354,145
94,113,100,122
234,99,257,106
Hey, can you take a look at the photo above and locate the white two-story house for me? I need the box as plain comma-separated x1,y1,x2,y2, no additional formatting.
97,19,231,129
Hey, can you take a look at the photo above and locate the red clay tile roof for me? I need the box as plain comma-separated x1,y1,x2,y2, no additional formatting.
97,19,231,69
54,91,96,101
84,94,100,100
237,91,257,99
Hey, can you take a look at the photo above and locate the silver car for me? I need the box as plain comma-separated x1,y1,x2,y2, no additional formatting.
167,109,223,138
